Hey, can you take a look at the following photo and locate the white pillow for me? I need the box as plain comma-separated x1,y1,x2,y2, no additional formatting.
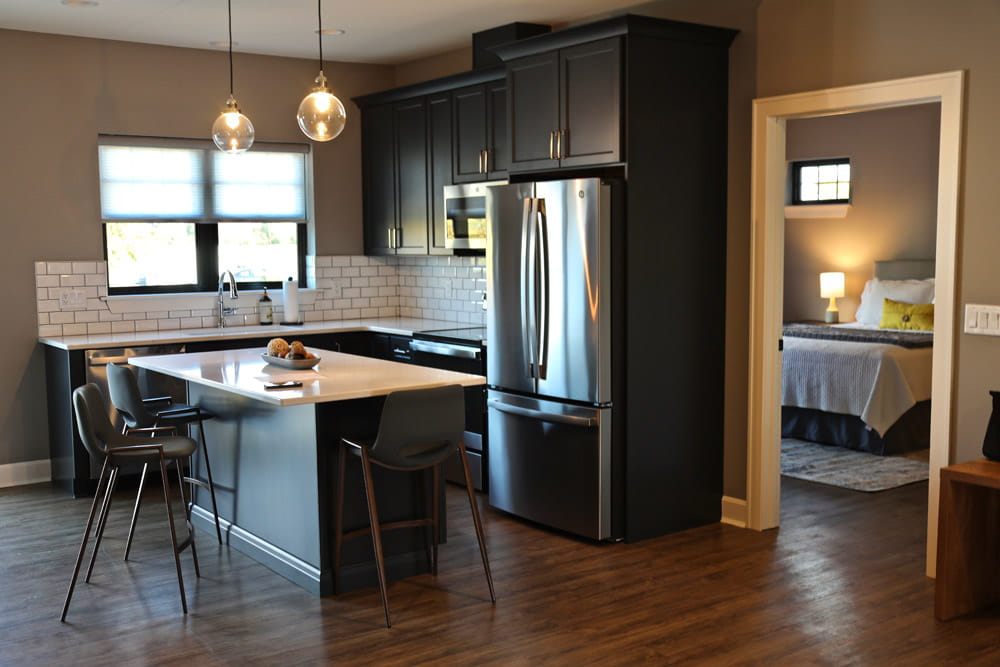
855,277,935,325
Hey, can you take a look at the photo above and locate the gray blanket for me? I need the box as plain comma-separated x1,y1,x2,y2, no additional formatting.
782,323,933,348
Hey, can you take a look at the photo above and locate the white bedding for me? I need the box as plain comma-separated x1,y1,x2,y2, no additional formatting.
781,328,932,436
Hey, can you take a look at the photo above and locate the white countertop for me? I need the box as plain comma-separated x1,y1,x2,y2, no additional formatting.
129,347,486,406
38,317,467,351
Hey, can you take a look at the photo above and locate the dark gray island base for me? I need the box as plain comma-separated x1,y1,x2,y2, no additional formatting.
129,347,486,596
189,385,437,595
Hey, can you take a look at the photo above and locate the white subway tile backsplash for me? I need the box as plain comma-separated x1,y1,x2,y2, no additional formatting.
35,254,484,337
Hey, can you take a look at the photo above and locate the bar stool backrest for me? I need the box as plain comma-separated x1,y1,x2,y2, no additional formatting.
107,362,158,429
370,385,465,468
73,383,128,458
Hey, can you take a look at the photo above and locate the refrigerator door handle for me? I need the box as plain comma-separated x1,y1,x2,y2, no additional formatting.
535,199,549,380
520,197,538,378
488,399,597,427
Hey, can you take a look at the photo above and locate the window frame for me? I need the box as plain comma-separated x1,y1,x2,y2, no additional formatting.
790,157,852,206
99,135,310,296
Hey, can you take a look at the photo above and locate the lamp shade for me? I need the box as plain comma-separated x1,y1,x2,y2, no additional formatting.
297,72,346,142
820,272,845,299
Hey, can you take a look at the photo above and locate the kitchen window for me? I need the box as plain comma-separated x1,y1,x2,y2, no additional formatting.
99,136,310,295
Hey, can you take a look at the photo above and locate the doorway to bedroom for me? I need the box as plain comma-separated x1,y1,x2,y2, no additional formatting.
779,104,940,495
745,71,965,578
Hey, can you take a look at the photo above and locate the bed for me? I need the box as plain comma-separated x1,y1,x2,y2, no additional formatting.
781,260,935,455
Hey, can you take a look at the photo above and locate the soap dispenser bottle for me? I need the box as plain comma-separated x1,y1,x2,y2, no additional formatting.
258,288,273,325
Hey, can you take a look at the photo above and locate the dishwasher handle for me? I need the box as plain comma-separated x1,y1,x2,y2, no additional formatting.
410,339,481,360
488,398,597,427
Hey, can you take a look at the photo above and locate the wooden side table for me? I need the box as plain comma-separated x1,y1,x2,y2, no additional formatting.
935,459,1000,620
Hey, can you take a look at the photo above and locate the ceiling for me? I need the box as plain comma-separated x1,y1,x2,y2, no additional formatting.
0,0,644,64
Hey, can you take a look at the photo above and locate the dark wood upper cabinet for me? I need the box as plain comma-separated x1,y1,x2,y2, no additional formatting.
428,93,453,255
362,103,396,256
453,81,509,183
507,38,621,173
393,99,429,255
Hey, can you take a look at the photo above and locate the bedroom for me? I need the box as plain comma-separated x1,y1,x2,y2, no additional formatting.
780,102,942,494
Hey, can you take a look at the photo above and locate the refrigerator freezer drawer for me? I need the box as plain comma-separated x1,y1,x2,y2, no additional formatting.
487,391,612,540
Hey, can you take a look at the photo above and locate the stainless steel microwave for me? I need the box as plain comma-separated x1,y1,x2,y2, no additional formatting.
443,182,504,250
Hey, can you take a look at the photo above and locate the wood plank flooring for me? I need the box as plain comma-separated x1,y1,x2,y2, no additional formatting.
2,477,999,664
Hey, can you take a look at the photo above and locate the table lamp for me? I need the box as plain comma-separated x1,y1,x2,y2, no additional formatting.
820,271,845,323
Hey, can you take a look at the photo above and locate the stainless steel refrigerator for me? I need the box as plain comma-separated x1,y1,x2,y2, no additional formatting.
486,178,615,540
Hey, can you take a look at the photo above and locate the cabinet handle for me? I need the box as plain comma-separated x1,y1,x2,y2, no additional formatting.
548,131,555,159
388,228,394,249
556,129,563,160
483,148,490,173
478,149,484,174
395,227,401,248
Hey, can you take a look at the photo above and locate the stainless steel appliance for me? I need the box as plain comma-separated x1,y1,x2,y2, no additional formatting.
443,183,501,250
486,178,615,540
411,327,488,491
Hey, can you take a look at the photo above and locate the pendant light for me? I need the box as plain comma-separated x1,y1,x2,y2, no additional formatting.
297,0,346,142
212,0,254,153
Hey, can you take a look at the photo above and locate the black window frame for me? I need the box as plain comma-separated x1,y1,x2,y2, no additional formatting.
99,136,310,296
790,157,852,205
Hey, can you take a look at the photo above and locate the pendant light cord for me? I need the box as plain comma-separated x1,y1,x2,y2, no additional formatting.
227,0,234,95
317,0,324,71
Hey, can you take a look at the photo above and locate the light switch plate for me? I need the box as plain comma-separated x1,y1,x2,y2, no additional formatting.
964,304,1000,336
55,287,87,311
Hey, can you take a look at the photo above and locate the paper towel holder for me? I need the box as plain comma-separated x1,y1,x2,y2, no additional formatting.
280,276,304,326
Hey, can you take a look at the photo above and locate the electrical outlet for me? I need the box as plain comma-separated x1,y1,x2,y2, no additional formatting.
55,287,87,311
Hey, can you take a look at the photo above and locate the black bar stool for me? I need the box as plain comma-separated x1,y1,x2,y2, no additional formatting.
107,362,223,545
62,383,200,620
334,384,495,628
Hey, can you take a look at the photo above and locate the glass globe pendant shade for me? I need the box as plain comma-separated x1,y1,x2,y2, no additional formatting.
212,95,255,153
297,71,346,142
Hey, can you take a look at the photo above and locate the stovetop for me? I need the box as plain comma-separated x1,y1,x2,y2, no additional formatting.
413,327,487,345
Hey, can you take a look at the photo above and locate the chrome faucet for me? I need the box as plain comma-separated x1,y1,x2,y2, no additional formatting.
217,270,239,328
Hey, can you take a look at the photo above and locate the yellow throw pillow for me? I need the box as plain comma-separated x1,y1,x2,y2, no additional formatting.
879,298,934,331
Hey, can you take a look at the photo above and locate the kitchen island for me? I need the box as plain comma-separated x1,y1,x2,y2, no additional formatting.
130,347,485,595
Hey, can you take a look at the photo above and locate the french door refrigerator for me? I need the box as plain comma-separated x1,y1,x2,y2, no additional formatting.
486,178,617,541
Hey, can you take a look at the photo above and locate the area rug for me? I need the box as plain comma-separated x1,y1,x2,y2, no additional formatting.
781,438,929,492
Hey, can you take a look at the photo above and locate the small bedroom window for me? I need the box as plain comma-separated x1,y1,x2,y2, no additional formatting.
791,158,851,205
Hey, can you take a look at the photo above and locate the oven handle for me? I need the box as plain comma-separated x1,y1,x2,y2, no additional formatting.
410,339,481,360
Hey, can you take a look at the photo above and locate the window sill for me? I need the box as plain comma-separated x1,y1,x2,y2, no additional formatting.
103,289,317,314
784,204,851,219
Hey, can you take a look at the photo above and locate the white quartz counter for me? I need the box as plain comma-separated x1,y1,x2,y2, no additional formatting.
129,347,485,406
38,317,466,351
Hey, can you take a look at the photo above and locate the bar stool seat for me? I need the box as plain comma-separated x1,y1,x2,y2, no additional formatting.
62,383,199,621
334,384,495,628
107,362,223,545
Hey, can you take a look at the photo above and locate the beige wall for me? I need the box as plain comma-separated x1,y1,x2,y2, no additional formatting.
783,104,940,323
0,28,393,466
758,0,1000,466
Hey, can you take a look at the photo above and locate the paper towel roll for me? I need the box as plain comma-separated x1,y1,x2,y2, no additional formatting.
281,277,300,324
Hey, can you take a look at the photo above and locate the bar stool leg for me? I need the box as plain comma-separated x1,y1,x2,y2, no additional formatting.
431,463,440,575
359,446,391,628
86,467,119,582
459,442,495,603
196,417,223,544
61,456,112,622
124,462,148,561
158,453,188,614
334,442,346,593
174,459,200,579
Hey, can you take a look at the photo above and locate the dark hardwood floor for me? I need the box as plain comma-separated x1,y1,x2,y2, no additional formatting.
2,477,999,665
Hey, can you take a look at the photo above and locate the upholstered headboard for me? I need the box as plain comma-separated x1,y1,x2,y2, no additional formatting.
874,259,936,280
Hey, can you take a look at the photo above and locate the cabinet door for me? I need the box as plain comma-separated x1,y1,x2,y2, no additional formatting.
363,104,396,255
428,92,453,255
507,52,559,172
559,38,622,167
486,79,509,179
393,98,429,254
452,84,487,183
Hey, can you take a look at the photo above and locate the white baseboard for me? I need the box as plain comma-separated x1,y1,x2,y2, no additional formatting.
721,495,747,528
0,459,52,488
